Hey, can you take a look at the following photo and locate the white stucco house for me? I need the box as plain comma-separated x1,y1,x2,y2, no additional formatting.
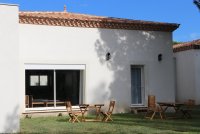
173,39,200,105
0,3,179,133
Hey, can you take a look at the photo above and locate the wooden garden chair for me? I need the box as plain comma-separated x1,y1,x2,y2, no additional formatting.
101,100,115,122
145,95,164,120
66,101,81,123
181,99,195,118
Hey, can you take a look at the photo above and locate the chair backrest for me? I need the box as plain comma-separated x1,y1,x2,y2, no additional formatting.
107,100,115,114
148,95,156,109
25,95,29,107
66,101,72,112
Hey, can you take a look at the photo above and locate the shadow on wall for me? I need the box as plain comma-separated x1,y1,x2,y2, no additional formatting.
93,19,166,112
4,105,19,133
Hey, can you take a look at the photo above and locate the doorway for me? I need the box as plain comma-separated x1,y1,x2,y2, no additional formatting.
131,65,145,105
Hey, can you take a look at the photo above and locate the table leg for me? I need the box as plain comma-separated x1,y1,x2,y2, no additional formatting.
95,106,102,120
79,106,88,122
81,113,85,122
174,106,182,118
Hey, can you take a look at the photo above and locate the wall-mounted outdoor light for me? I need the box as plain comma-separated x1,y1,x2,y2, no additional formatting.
158,53,162,62
106,52,111,61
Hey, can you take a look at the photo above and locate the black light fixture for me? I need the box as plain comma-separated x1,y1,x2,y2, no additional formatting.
106,52,111,61
158,53,162,62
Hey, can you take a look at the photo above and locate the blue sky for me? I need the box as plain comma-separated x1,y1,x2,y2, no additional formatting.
0,0,199,42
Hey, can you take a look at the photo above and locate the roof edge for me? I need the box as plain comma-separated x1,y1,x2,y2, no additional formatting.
19,11,180,32
173,39,200,53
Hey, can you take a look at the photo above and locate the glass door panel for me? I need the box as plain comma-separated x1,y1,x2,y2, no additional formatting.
131,66,144,105
25,70,54,108
56,70,80,106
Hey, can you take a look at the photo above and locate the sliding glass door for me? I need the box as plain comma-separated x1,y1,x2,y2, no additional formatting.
25,70,80,108
56,70,80,105
25,70,54,107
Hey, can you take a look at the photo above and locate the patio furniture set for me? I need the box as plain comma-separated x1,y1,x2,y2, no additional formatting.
145,95,195,120
66,100,115,123
25,94,194,121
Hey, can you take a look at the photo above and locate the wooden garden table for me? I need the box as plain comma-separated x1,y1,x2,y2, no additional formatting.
157,102,185,119
79,104,104,122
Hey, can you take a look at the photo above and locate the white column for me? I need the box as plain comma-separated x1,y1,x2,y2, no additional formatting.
54,70,56,107
0,4,20,133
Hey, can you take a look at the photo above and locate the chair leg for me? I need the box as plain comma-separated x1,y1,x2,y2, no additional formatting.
69,114,80,123
72,115,80,123
145,110,153,119
181,110,192,119
145,109,164,120
104,115,112,122
101,113,107,122
159,112,163,119
150,111,156,120
102,116,105,121
162,111,166,119
144,111,149,118
185,112,192,118
104,117,109,122
68,114,73,122
181,110,187,118
107,115,113,121
104,114,109,122
145,110,151,118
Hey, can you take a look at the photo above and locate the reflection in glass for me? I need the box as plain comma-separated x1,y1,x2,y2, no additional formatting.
40,75,48,86
30,75,39,86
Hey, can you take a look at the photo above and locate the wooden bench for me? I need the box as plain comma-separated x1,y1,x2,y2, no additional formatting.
31,101,66,107
130,106,148,114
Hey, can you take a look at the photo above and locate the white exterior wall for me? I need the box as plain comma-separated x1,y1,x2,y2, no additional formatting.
19,24,175,113
194,50,200,104
0,4,20,133
174,50,200,104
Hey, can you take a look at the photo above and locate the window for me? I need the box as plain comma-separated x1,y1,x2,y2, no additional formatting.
30,75,48,86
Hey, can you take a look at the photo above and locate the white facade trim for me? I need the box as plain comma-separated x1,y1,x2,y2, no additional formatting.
0,3,18,6
24,64,86,70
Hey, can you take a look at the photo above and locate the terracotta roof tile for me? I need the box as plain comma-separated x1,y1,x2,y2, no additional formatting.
19,11,179,32
173,39,200,52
